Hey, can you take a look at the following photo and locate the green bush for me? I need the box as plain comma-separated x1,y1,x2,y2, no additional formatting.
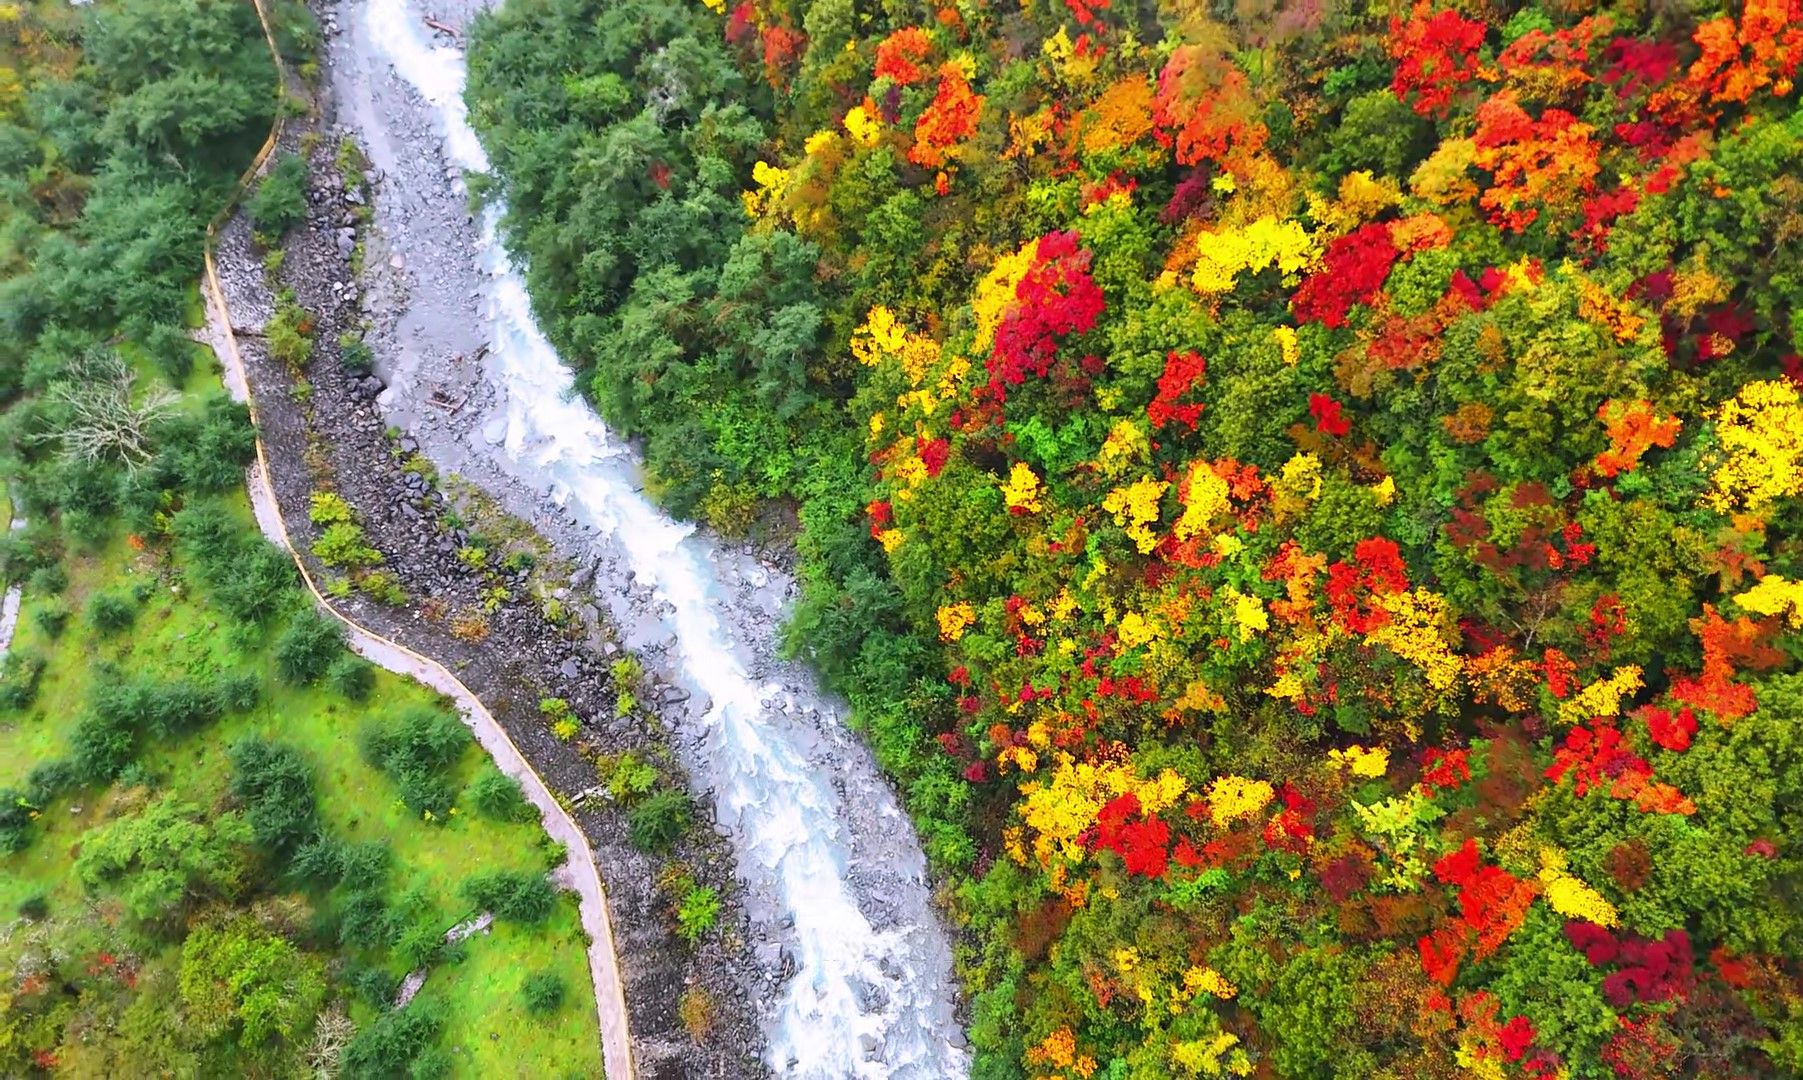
676,883,720,946
273,606,344,684
228,736,318,857
327,653,375,701
396,918,447,970
360,706,470,818
627,788,692,854
342,1000,444,1080
461,869,556,924
90,674,226,739
466,766,535,823
33,598,71,639
521,970,566,1015
340,332,375,374
312,521,381,569
27,563,68,596
216,673,261,712
25,759,78,805
0,650,46,711
266,296,314,368
140,321,197,385
358,569,407,605
605,751,657,801
87,589,137,635
67,710,135,783
172,502,299,625
0,787,39,856
248,152,308,234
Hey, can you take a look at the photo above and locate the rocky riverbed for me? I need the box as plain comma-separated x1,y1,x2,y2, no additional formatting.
211,26,770,1079
305,0,971,1075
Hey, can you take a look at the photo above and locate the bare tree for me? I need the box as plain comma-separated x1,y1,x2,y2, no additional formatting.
36,351,179,472
305,1002,354,1079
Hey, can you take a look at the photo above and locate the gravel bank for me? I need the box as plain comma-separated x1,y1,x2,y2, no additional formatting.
210,27,767,1076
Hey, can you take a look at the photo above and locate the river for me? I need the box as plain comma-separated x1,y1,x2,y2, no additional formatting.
322,0,970,1074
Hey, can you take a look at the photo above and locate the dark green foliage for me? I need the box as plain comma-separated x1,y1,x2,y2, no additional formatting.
291,834,349,885
395,918,448,971
228,737,319,857
273,606,344,684
359,706,469,818
0,0,276,361
337,840,393,890
0,523,62,584
327,653,375,701
141,321,198,385
520,970,566,1015
0,650,46,711
172,500,299,624
87,589,138,635
626,788,691,854
92,673,228,739
460,869,556,925
339,332,375,374
0,787,39,856
27,562,69,596
217,672,262,712
61,674,229,784
68,708,137,784
15,893,48,921
342,1000,445,1080
465,765,535,823
465,0,820,514
165,395,258,493
336,887,401,950
347,964,401,1009
25,758,79,806
248,153,308,234
32,598,71,639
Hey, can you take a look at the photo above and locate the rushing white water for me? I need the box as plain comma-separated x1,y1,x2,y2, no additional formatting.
362,1,969,1075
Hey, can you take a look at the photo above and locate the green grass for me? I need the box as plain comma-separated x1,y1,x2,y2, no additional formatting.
0,494,602,1078
183,281,207,330
421,897,602,1079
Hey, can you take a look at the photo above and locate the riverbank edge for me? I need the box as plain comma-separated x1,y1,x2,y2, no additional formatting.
201,5,769,1076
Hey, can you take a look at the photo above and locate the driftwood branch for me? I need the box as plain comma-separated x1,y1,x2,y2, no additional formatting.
424,16,460,36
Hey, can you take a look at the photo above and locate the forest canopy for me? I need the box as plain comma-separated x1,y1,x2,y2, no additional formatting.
463,0,1803,1075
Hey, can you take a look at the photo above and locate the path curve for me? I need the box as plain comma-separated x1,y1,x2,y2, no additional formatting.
0,516,26,659
198,6,635,1077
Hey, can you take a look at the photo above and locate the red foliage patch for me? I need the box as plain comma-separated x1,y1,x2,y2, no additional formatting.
1308,393,1350,437
874,27,933,85
989,232,1105,394
1389,0,1489,117
1146,350,1207,431
1291,222,1400,328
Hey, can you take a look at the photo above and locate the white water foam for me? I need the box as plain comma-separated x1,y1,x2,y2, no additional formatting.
363,1,970,1074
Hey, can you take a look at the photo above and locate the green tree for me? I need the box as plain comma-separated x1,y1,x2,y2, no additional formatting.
74,796,253,929
178,916,327,1048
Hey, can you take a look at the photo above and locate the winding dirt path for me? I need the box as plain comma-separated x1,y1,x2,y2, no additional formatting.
197,6,635,1077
